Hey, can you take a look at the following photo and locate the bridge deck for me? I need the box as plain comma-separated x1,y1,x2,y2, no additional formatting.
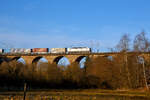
0,52,149,56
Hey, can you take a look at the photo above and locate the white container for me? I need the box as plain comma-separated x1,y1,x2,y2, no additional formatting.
51,48,66,53
24,49,32,53
10,48,31,53
67,47,91,53
0,49,4,53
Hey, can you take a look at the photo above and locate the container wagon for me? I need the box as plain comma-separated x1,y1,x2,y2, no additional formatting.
67,47,91,53
3,49,11,54
10,48,31,54
24,49,32,54
32,48,49,54
0,49,4,53
50,48,67,54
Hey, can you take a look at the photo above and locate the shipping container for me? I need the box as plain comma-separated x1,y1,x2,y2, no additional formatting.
10,48,31,53
50,48,67,53
0,49,4,53
24,49,32,53
3,49,11,53
32,48,49,53
67,47,91,53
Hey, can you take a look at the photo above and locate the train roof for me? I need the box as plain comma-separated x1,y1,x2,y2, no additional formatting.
70,47,90,48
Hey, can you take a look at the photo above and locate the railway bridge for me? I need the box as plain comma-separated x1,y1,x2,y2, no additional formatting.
0,52,150,65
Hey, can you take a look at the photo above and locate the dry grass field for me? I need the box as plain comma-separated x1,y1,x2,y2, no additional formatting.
0,89,150,100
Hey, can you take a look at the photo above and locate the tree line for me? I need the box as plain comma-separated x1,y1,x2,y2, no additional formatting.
0,31,150,90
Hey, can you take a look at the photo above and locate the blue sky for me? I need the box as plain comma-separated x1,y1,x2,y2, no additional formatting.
0,0,150,52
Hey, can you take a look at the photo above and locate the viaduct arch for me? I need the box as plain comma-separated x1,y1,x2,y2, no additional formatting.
0,52,150,66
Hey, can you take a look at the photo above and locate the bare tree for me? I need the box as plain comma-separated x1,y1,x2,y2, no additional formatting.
133,31,150,52
116,34,131,88
116,34,130,52
133,31,150,90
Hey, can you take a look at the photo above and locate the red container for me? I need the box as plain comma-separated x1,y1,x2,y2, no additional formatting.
32,48,49,52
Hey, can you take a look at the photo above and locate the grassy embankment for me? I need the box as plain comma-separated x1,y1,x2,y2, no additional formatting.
0,89,150,98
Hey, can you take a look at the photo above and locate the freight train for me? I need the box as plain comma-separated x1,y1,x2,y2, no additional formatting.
0,47,91,54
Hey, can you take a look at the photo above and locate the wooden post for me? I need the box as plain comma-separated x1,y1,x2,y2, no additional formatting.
125,53,131,88
142,60,149,90
23,82,27,100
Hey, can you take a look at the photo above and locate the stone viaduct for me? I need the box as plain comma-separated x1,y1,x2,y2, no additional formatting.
0,52,150,65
